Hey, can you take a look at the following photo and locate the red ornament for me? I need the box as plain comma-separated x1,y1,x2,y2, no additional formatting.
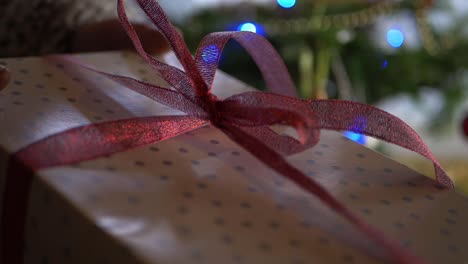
463,113,468,138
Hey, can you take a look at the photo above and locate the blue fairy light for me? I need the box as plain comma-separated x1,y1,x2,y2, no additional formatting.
277,0,296,8
201,45,219,64
237,22,257,33
344,116,368,145
382,60,388,69
386,29,405,48
344,131,367,145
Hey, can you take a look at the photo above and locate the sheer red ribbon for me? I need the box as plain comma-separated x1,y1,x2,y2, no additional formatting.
1,0,454,263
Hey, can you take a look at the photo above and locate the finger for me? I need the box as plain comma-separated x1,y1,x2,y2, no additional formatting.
0,64,11,91
72,19,172,55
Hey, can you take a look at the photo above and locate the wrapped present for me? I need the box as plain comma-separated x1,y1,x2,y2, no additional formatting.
1,1,468,264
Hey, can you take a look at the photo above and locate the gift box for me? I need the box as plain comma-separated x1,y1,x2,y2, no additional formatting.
1,1,468,263
0,50,467,264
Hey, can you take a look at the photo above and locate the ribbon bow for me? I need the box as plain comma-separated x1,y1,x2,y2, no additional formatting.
2,0,454,263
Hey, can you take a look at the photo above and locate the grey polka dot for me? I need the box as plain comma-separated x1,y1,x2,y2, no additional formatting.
407,181,417,187
210,139,219,144
307,159,316,165
448,208,458,216
448,244,458,253
318,236,329,245
402,196,413,203
380,199,390,205
360,181,369,187
440,228,451,236
93,99,102,103
190,250,203,260
178,147,188,153
221,234,233,244
214,217,225,226
182,191,193,198
177,226,191,235
241,220,252,228
205,174,216,179
445,218,457,225
356,153,365,158
409,213,420,220
232,254,243,263
401,240,411,247
43,72,53,78
159,175,169,181
163,160,173,165
355,167,366,172
13,80,23,85
269,221,280,229
383,182,393,187
383,168,393,173
208,152,217,157
393,221,405,229
127,196,139,204
314,151,324,156
300,221,311,228
307,171,316,177
106,166,116,172
247,186,258,192
361,208,372,215
234,166,245,172
135,161,145,166
105,109,115,114
191,160,200,165
197,182,207,189
149,146,160,152
35,84,44,89
11,91,21,95
331,165,341,170
349,194,359,200
289,239,301,248
58,86,67,91
13,100,23,105
211,200,222,207
231,151,240,156
240,202,251,209
258,242,272,252
339,179,348,186
94,116,103,121
320,143,329,148
425,194,435,200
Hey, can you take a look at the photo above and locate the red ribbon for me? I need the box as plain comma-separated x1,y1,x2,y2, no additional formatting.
1,0,454,263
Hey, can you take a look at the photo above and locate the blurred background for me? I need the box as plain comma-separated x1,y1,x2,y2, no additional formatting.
158,0,468,192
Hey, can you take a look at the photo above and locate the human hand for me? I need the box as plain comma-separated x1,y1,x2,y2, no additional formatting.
0,65,10,91
72,19,173,55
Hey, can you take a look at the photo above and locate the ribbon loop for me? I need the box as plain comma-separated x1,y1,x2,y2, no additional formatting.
195,31,297,97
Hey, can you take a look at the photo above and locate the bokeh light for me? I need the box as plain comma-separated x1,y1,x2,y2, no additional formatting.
201,44,219,64
277,0,296,9
386,29,405,48
237,22,257,33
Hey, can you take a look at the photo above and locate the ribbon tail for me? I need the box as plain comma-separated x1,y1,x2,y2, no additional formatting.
124,0,208,97
2,115,207,264
309,100,453,188
194,32,297,97
220,122,428,264
116,0,198,101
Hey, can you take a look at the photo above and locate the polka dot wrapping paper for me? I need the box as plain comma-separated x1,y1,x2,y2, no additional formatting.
0,51,467,264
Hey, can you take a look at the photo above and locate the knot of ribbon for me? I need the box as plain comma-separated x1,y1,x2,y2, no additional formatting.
1,0,455,264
